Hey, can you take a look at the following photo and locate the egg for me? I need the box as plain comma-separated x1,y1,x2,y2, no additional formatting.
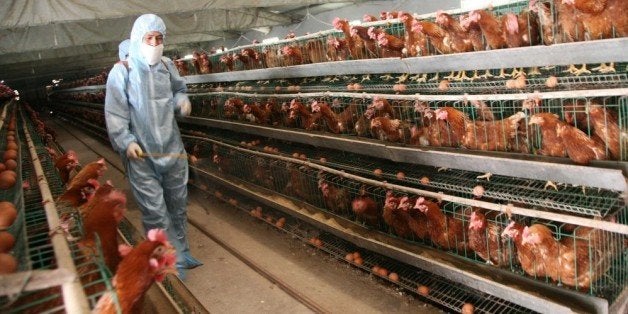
388,272,399,282
4,160,16,171
546,76,558,88
292,152,300,158
3,149,17,161
472,185,485,198
417,285,430,296
265,216,273,223
461,303,475,314
0,163,5,172
352,252,361,259
345,253,355,262
0,253,17,274
0,231,15,252
228,198,238,206
214,190,223,198
438,79,450,91
372,265,380,273
353,257,363,265
319,157,327,163
396,172,405,180
0,201,17,228
377,268,389,277
6,135,15,142
5,142,18,150
373,168,383,177
299,154,307,160
419,176,430,185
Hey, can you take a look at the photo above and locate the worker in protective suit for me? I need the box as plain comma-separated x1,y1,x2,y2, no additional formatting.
104,14,202,278
118,39,130,61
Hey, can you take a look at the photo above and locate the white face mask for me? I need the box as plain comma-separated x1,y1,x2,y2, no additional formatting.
140,43,164,65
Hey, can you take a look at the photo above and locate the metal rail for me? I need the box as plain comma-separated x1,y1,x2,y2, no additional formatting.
20,110,91,313
189,88,628,101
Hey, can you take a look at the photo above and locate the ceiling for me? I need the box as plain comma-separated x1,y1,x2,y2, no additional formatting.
0,0,361,92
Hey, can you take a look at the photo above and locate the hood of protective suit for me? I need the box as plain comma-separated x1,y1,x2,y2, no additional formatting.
129,14,166,66
118,39,130,61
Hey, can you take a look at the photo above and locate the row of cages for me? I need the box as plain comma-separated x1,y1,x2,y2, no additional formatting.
44,107,542,313
171,0,627,75
40,99,626,221
50,103,105,127
179,126,625,219
44,95,628,306
184,65,628,95
190,175,539,314
184,92,628,163
49,88,628,163
48,63,628,99
1,103,117,312
185,135,628,304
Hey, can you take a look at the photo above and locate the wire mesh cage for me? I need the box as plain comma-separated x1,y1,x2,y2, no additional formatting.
172,0,627,78
186,63,627,96
181,125,625,218
1,105,119,313
190,175,540,313
184,135,627,301
187,91,628,165
50,91,105,104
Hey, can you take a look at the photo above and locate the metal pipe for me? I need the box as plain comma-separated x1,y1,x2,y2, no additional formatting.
21,109,91,313
188,88,628,101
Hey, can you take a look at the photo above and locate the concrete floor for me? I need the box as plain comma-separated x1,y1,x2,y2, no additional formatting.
48,117,443,314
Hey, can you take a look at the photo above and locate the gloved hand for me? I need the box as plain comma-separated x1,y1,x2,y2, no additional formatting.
177,97,192,117
126,142,143,160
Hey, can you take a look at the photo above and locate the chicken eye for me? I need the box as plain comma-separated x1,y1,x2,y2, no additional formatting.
152,245,165,257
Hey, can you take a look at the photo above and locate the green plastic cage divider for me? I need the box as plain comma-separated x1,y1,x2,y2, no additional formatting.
184,136,627,303
189,176,538,314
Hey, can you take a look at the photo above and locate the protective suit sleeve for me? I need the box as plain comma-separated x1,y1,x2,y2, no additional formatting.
104,63,138,153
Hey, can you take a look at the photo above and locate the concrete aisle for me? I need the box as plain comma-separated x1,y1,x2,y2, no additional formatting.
47,117,442,314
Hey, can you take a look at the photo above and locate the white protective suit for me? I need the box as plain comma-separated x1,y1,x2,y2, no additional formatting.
104,14,201,273
118,39,130,61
